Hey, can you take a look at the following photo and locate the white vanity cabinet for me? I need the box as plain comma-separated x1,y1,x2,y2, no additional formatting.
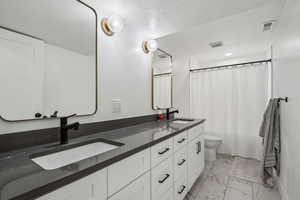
187,135,205,190
36,169,107,200
35,123,205,200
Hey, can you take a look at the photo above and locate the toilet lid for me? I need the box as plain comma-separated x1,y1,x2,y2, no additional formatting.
203,135,222,141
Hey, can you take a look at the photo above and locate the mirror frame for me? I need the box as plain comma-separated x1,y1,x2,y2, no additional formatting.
0,0,98,122
151,48,173,111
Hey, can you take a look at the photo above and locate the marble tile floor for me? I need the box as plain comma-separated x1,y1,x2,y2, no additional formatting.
184,155,281,200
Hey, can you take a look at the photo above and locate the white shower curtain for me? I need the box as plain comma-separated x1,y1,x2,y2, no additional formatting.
190,64,269,160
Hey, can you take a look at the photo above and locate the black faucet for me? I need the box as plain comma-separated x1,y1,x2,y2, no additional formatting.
60,114,80,144
166,108,179,120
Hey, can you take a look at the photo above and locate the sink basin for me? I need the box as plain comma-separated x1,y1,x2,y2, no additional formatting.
32,142,120,170
171,119,194,124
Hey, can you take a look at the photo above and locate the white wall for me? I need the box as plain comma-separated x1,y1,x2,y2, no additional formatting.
272,0,300,199
0,0,156,134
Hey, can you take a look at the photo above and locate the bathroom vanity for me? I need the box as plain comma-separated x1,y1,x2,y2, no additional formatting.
0,118,205,200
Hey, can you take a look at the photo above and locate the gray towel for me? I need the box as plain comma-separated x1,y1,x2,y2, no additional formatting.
259,99,281,186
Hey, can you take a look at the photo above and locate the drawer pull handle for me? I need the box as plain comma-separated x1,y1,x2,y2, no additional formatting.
177,159,186,166
196,141,202,154
177,138,186,144
178,185,186,194
158,174,170,183
158,148,170,155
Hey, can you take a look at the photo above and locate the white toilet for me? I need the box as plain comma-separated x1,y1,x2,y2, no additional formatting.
203,135,222,162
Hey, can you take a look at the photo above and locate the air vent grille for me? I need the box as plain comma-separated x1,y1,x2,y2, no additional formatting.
263,22,273,32
209,41,223,48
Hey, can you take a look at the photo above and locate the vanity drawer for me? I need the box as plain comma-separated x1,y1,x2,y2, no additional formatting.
174,146,187,181
174,131,187,152
151,156,174,199
174,174,188,200
151,138,173,167
188,124,204,142
108,148,150,196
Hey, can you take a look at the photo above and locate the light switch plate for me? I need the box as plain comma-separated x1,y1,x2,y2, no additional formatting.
111,99,121,113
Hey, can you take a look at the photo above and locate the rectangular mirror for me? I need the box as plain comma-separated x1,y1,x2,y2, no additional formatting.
0,0,97,121
152,49,173,110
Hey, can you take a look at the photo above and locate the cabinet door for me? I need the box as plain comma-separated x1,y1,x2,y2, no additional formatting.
37,169,107,200
108,148,150,196
187,124,204,142
109,172,150,200
199,136,205,174
187,136,204,190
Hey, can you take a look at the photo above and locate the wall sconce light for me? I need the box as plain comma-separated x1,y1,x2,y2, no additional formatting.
142,39,158,54
101,15,124,36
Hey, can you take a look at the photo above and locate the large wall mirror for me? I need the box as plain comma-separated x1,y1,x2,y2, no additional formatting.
0,0,97,121
152,49,173,110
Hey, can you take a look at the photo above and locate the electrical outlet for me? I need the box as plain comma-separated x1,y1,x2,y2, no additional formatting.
111,99,121,113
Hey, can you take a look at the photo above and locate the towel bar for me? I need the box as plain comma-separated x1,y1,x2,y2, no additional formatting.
278,97,288,102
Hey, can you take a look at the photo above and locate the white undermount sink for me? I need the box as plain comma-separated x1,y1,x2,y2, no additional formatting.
32,142,119,170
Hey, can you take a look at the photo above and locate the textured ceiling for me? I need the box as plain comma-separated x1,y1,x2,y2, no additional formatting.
157,0,284,58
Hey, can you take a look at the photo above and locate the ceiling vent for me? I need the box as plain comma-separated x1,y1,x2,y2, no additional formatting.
209,41,223,48
263,22,273,32
263,20,276,32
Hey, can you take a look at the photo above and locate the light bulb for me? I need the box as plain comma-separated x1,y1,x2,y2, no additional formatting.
101,15,124,36
143,39,158,53
107,15,124,33
146,40,158,52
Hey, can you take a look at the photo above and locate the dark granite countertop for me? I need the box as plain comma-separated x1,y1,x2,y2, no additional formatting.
0,118,205,200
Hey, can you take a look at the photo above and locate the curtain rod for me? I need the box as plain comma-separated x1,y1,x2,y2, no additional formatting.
190,59,272,72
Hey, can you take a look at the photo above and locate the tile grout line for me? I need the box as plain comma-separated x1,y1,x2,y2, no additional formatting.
222,175,232,200
231,175,262,185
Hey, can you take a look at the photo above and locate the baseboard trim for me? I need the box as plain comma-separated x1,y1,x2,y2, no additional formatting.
277,179,289,200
